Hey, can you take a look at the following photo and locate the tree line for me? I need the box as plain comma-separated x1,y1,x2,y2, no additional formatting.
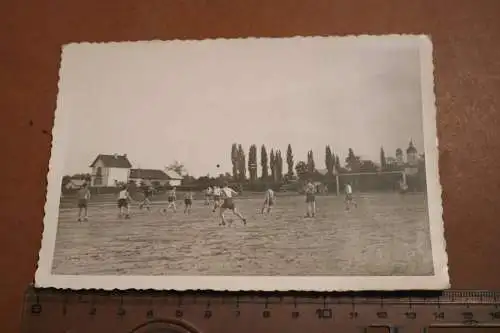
228,143,419,183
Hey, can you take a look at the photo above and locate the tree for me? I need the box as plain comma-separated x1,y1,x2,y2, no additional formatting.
345,148,361,172
270,149,276,182
325,145,334,176
307,150,315,175
166,161,187,176
275,150,283,182
286,144,294,177
248,145,258,183
182,174,196,185
237,144,246,181
260,145,268,180
295,161,308,179
380,147,387,171
335,155,341,172
61,175,71,189
231,144,239,180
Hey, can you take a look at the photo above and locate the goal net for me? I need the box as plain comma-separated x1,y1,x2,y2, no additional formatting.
333,171,405,196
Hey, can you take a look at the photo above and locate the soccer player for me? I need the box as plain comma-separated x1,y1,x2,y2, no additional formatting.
344,182,358,211
219,182,247,226
261,187,276,215
398,179,408,194
163,187,177,213
139,185,154,211
117,184,133,219
77,182,91,222
184,190,193,215
304,180,316,218
204,186,212,205
212,185,222,213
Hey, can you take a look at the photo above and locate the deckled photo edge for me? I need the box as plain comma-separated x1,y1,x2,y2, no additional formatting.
418,35,450,288
58,33,432,49
35,44,74,287
35,34,449,291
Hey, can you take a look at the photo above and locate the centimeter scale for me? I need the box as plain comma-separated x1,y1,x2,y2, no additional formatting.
22,288,500,333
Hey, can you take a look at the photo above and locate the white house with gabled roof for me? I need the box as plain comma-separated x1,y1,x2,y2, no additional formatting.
90,153,132,187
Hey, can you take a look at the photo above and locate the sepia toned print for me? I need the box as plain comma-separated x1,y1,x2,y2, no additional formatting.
36,35,449,291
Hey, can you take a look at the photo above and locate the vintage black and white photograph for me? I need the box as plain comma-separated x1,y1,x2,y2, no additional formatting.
36,35,449,291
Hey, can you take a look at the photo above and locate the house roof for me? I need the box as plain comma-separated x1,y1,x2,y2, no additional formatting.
130,169,170,180
164,170,183,180
89,154,132,168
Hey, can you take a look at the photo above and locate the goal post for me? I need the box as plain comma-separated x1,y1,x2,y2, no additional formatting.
334,171,405,196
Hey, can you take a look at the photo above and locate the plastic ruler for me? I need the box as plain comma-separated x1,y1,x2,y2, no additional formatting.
21,288,500,332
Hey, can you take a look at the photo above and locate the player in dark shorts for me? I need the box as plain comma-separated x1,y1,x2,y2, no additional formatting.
304,180,316,218
139,186,153,211
117,185,133,219
76,182,91,222
219,182,247,226
184,191,193,215
162,187,177,214
204,186,212,205
344,182,357,211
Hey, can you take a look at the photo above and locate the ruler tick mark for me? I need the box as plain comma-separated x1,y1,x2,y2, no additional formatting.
177,295,183,307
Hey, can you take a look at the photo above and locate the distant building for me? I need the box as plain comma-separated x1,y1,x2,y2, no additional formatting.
406,140,418,166
89,154,132,187
316,169,328,176
164,169,183,187
129,169,171,187
404,140,419,176
396,148,404,165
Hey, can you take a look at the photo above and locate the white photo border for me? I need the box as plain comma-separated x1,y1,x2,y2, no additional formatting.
35,35,449,291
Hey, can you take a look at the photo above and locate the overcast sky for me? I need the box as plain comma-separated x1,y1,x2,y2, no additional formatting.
58,36,425,177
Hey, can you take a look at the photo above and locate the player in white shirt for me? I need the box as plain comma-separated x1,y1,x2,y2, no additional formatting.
261,187,276,215
204,186,212,205
344,182,357,211
398,179,408,194
212,185,222,212
219,182,247,226
304,180,316,218
76,182,91,222
117,184,134,219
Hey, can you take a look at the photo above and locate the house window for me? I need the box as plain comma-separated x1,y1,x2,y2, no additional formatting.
94,167,103,185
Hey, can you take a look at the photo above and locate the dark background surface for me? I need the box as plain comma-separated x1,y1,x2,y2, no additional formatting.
1,0,500,332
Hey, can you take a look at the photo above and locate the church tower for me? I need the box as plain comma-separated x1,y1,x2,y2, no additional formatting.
406,139,418,165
